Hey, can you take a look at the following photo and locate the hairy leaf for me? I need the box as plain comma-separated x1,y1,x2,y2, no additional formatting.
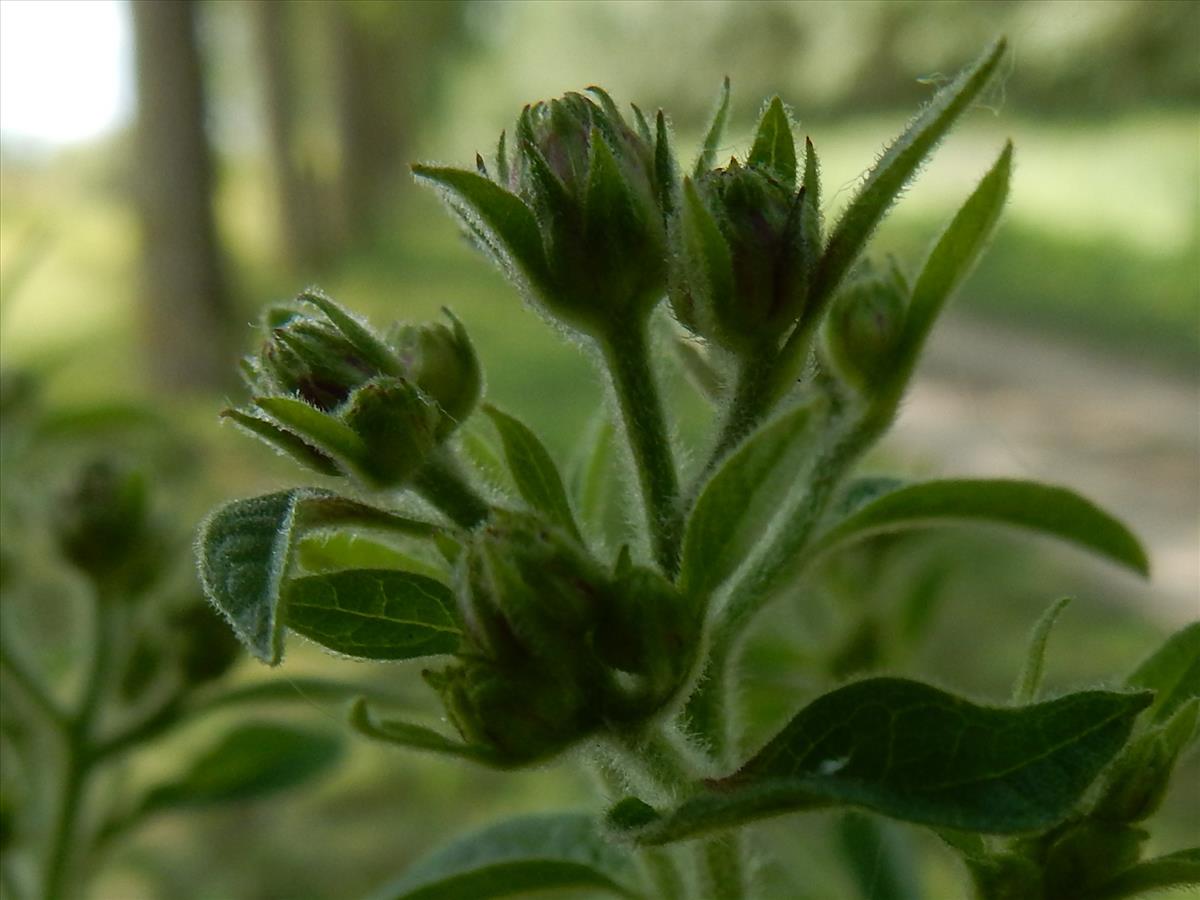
349,699,506,768
296,532,447,581
1090,848,1200,900
484,405,581,539
370,812,644,900
617,680,1151,843
748,97,796,186
1012,597,1072,704
805,479,1149,576
1127,621,1200,723
220,408,340,475
140,723,340,815
681,402,822,597
284,569,460,661
694,76,731,177
254,396,367,467
805,39,1007,321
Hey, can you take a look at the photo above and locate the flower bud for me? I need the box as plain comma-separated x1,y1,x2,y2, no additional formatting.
1092,700,1197,824
819,261,909,393
388,310,482,437
54,459,150,582
227,292,482,488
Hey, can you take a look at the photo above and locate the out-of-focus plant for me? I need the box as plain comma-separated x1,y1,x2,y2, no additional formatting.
0,382,359,900
196,39,1198,899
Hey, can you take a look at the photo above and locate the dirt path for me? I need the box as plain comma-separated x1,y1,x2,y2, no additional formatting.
887,313,1199,625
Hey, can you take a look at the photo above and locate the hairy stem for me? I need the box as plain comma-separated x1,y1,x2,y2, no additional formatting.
412,449,490,529
600,319,682,575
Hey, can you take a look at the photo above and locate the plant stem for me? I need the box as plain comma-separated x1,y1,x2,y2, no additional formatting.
600,319,681,575
701,834,747,900
704,348,779,480
412,449,490,529
0,634,67,731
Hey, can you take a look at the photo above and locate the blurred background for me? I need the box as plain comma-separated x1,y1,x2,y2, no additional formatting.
1,1,1197,898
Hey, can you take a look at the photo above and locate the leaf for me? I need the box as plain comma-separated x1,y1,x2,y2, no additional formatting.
411,165,549,293
220,408,340,476
349,699,506,768
674,338,723,402
681,402,822,597
1127,621,1200,723
654,110,675,217
748,96,796,186
369,812,644,900
299,290,403,377
140,723,340,815
805,39,1007,321
283,569,460,661
569,413,621,543
616,680,1151,844
1089,848,1200,900
254,395,367,469
694,76,731,177
1012,597,1072,704
890,142,1013,393
198,490,310,665
804,479,1149,577
295,532,447,581
484,405,580,539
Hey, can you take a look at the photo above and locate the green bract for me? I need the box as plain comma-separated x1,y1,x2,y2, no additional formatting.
189,37,1197,900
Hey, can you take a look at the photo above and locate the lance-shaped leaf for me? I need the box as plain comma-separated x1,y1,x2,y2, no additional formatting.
613,679,1151,844
654,109,675,216
411,165,550,292
298,289,403,377
681,401,823,597
803,479,1149,577
584,127,642,251
221,408,341,476
349,698,506,768
804,38,1007,323
198,490,311,665
748,96,796,187
887,142,1013,397
369,812,645,900
801,136,822,249
139,723,340,815
1089,848,1200,900
694,76,731,177
484,404,581,540
1127,621,1200,724
254,396,367,472
1012,596,1072,704
283,569,460,661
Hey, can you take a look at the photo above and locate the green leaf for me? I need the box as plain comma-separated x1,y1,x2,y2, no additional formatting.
283,569,460,661
584,127,641,250
411,165,549,293
748,96,796,186
804,479,1149,577
298,290,403,377
674,337,723,403
484,405,581,540
198,490,310,665
369,812,644,900
681,402,822,597
220,408,340,476
654,109,675,216
694,76,731,177
254,395,367,470
890,142,1013,394
1127,621,1200,723
569,414,622,544
805,38,1007,322
348,698,506,768
1012,596,1072,704
617,679,1151,844
1089,848,1200,900
678,176,735,328
296,532,447,581
801,136,822,250
140,723,340,815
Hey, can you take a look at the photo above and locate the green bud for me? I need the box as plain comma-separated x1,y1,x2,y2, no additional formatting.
229,292,483,488
1092,699,1198,823
54,459,150,582
1042,820,1147,897
820,260,909,393
388,309,482,437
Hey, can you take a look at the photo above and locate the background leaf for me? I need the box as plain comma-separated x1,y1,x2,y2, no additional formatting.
681,402,821,597
283,569,460,661
370,812,644,900
1012,596,1072,704
1127,621,1200,723
619,680,1151,843
140,723,340,816
804,479,1149,576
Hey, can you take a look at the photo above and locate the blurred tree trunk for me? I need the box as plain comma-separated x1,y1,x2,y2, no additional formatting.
131,0,231,391
252,0,327,272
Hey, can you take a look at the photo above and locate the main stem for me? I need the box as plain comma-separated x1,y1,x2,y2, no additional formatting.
413,449,490,529
600,319,681,575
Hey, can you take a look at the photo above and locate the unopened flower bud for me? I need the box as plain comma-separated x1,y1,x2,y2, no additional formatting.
54,459,150,582
227,292,481,488
820,261,909,393
1092,700,1197,824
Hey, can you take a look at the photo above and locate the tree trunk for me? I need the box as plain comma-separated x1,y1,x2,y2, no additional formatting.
131,0,231,390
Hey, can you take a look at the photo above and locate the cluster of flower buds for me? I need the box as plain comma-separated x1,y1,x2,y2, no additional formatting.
424,510,699,764
819,259,910,394
670,98,820,355
226,291,481,489
415,89,673,337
